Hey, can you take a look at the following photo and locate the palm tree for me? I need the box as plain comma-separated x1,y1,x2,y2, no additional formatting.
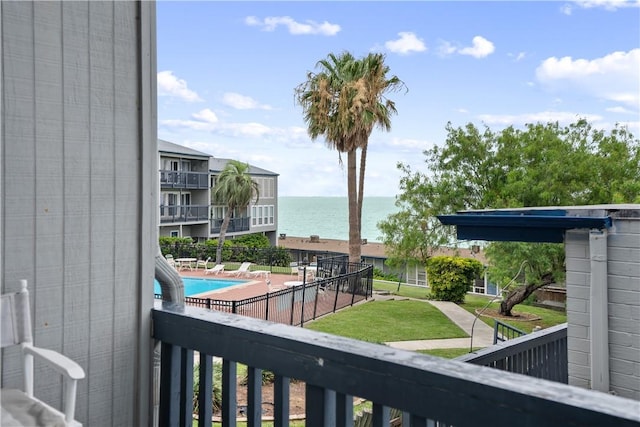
295,52,405,263
212,160,259,265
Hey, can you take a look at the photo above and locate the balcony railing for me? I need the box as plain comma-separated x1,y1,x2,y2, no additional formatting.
456,323,568,383
152,306,638,427
160,170,209,189
211,217,250,234
160,205,209,223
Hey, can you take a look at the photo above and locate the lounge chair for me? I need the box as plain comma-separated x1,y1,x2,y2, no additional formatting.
247,269,270,280
1,280,85,427
204,264,225,275
228,262,252,277
196,257,211,270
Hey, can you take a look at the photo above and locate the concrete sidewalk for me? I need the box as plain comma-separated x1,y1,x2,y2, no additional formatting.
384,300,494,350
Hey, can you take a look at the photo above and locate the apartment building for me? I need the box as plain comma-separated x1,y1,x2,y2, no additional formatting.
159,139,278,243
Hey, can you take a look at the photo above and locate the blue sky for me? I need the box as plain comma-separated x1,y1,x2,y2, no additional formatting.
157,1,639,197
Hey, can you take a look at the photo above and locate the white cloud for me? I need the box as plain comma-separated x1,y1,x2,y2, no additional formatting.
388,137,430,150
222,92,273,110
245,15,340,36
606,106,635,114
157,70,203,102
562,0,640,14
508,52,526,61
437,36,495,58
477,111,603,126
459,36,495,58
192,108,219,124
536,48,640,108
384,32,427,55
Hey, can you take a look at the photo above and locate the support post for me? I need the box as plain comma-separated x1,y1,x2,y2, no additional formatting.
589,229,610,393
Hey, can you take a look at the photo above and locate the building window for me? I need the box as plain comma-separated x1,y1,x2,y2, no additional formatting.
170,230,179,237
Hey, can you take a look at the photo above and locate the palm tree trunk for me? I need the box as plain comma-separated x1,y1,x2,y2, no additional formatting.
347,149,361,263
357,142,368,242
216,208,233,265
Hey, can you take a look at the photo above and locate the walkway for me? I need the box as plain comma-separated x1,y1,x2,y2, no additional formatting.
383,298,495,350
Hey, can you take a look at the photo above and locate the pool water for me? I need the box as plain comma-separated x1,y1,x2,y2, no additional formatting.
154,277,246,297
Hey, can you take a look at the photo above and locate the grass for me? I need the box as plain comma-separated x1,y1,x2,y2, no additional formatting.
373,280,566,333
373,280,430,299
460,294,567,333
305,299,467,343
417,348,482,359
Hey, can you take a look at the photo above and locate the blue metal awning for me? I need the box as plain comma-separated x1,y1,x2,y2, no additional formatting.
437,209,612,243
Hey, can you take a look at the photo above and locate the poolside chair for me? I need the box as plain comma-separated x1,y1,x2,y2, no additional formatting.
228,262,252,277
196,257,211,270
247,269,270,280
204,264,225,275
1,280,85,427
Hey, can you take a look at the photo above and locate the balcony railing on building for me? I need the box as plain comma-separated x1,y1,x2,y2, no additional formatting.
160,205,209,223
211,217,250,234
160,170,209,189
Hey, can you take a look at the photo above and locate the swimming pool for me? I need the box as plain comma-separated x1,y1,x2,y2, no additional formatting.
154,277,247,297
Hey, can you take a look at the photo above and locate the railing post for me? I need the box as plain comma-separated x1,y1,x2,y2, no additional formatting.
247,367,262,426
180,348,194,427
333,279,340,313
232,300,237,314
206,298,211,310
221,360,237,426
300,283,307,326
290,287,296,325
197,354,213,427
273,376,290,427
159,343,181,427
312,282,319,320
265,292,270,321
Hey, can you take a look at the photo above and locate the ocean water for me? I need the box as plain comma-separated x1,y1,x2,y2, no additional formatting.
277,197,398,243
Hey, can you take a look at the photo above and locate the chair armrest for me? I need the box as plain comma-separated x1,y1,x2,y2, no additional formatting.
23,346,85,380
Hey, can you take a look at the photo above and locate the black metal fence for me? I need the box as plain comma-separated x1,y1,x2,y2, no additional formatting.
155,259,373,326
493,319,527,344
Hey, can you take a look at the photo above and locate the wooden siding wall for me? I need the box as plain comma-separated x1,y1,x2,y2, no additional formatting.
565,219,640,400
1,2,157,426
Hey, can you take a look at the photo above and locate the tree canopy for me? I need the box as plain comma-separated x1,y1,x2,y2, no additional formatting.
379,119,640,313
295,51,405,262
212,160,259,265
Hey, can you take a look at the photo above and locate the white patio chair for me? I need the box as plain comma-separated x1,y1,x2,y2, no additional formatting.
196,257,211,270
228,262,252,277
204,264,225,275
1,280,85,427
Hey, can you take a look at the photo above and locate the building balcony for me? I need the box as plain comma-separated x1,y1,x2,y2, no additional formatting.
210,217,250,234
160,170,209,189
152,303,638,427
160,205,209,223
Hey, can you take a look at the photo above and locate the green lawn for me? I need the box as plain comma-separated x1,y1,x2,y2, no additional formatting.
461,294,567,333
305,299,467,343
373,280,567,334
373,281,430,299
417,348,481,359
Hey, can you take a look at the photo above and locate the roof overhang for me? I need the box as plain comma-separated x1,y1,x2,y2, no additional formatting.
437,209,612,243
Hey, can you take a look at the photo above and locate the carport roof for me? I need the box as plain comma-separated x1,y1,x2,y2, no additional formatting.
436,205,640,243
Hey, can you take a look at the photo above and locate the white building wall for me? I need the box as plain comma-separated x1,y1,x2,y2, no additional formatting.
565,217,640,400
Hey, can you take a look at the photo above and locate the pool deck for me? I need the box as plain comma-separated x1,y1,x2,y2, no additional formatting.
179,268,298,300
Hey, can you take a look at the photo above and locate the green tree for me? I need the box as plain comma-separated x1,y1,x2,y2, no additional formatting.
380,120,640,314
212,160,259,265
295,51,405,263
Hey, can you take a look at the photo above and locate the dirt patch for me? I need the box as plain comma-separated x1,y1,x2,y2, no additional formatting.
475,308,541,321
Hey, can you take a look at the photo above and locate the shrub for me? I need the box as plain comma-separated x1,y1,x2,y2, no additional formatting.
239,369,275,386
426,256,483,303
373,268,399,282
